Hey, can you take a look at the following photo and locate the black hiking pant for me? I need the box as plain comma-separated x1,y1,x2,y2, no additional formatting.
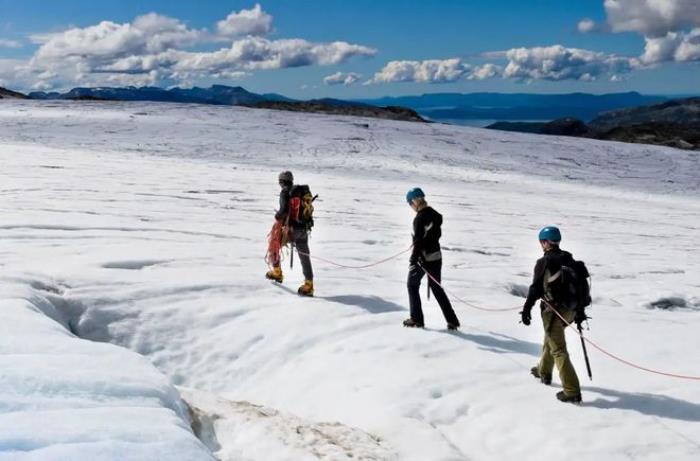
407,260,459,326
292,228,313,281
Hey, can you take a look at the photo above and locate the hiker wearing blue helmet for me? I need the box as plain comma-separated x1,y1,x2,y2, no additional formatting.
520,226,583,403
403,188,460,330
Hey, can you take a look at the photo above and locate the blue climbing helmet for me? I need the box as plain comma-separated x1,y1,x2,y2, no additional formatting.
406,187,425,204
538,226,562,243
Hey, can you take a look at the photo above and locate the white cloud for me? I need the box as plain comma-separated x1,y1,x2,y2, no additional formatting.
0,39,22,48
105,69,161,87
603,0,700,37
467,63,502,80
103,37,375,74
370,58,469,84
577,18,601,34
580,1,700,65
217,4,273,37
34,15,201,65
502,45,636,81
641,27,700,63
0,59,33,90
368,47,635,84
323,71,361,85
211,70,250,80
31,80,56,91
15,7,376,91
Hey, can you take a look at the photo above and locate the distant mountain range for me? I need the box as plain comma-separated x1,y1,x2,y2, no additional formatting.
24,85,424,122
2,84,698,149
23,86,676,124
29,85,269,105
356,92,669,123
487,98,700,150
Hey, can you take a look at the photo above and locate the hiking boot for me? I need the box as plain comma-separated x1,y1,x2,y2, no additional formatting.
265,266,283,283
297,280,314,297
447,322,460,331
556,391,582,404
530,366,552,385
403,318,424,328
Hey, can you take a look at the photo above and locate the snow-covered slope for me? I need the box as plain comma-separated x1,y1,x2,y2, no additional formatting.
1,100,699,460
0,279,214,461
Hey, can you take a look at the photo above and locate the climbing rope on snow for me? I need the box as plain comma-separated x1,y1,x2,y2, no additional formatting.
541,300,700,381
284,240,700,381
418,263,521,312
296,245,413,269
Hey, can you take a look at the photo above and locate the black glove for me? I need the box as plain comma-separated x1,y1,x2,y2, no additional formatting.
574,309,588,326
409,255,423,267
520,310,531,326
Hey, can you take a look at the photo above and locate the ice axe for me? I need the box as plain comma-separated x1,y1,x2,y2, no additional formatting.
578,322,593,381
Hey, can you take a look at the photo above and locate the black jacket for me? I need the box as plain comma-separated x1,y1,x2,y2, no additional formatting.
274,186,291,222
410,206,443,265
523,247,575,313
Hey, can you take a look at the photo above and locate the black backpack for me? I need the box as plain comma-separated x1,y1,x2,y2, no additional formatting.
550,259,592,311
288,184,316,230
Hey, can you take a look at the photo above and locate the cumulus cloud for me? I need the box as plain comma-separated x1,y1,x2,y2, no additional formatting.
370,58,470,84
100,37,375,75
34,14,201,64
502,45,636,81
603,0,700,37
579,1,700,65
369,45,636,85
16,6,376,91
467,63,502,80
0,39,22,48
369,47,637,84
641,28,700,63
323,71,361,85
0,59,22,88
175,38,375,72
217,4,272,37
577,18,607,34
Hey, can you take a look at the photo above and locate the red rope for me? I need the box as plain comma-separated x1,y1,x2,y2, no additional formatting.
265,220,287,267
542,300,700,381
282,238,700,381
418,263,521,312
296,246,413,269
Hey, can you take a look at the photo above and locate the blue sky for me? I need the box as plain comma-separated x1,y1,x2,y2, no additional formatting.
0,0,698,97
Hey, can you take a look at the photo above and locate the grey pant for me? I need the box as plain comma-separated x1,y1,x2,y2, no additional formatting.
292,228,313,281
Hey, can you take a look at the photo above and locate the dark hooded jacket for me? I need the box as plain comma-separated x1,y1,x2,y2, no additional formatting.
410,206,443,265
274,185,291,222
523,247,575,313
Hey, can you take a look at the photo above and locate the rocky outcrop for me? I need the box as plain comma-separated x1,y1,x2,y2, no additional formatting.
248,100,427,122
590,97,700,131
596,122,700,150
487,98,700,150
0,87,28,99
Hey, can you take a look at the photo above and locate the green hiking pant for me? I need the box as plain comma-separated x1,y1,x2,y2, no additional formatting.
537,307,581,396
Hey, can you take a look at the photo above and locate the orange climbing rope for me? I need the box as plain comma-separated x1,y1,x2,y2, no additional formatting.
279,241,700,381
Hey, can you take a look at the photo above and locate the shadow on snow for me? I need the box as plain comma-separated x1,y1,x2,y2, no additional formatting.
584,386,700,423
320,295,406,314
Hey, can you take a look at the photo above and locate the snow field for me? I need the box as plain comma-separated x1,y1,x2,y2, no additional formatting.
0,100,699,460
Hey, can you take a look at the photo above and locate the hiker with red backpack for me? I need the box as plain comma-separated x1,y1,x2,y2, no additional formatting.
520,226,591,403
265,171,315,296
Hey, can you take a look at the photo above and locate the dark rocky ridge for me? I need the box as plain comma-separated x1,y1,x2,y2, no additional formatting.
25,85,424,123
487,98,700,150
247,100,426,122
0,87,28,99
590,97,700,131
